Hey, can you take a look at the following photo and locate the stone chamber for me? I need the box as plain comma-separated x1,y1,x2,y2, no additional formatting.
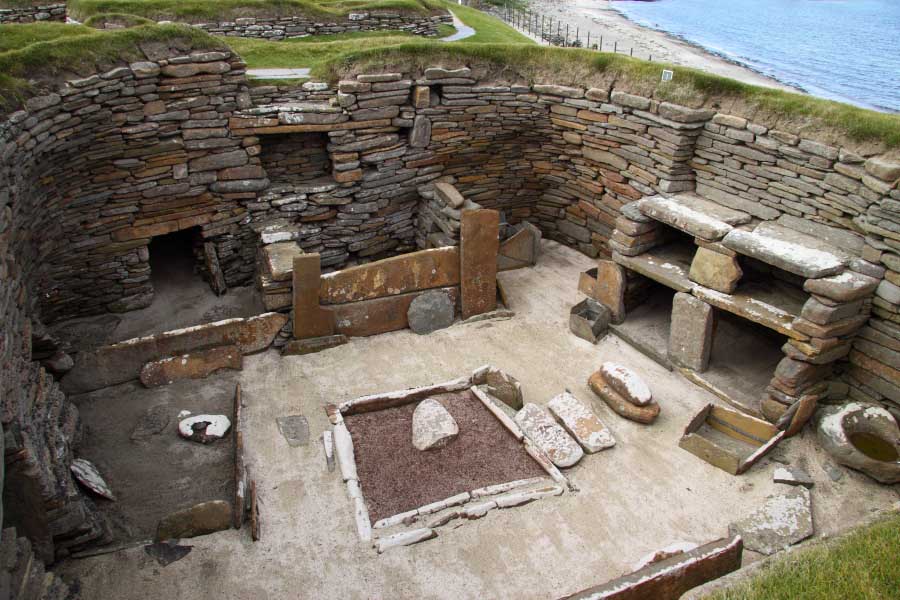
1,33,899,600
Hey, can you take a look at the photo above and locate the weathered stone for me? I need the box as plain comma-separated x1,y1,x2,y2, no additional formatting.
668,292,714,371
139,345,242,387
460,209,499,319
332,287,460,338
588,371,660,424
728,487,813,555
773,466,814,488
640,194,749,241
514,403,583,468
407,289,456,335
375,528,436,553
723,223,847,278
432,181,465,208
70,459,116,501
689,247,742,293
610,90,651,110
599,362,652,406
281,334,348,356
156,500,232,541
816,403,900,484
864,156,900,182
803,270,880,302
409,115,431,148
178,414,232,444
547,391,615,453
594,260,626,323
276,415,310,447
478,367,523,410
800,297,863,325
412,398,459,451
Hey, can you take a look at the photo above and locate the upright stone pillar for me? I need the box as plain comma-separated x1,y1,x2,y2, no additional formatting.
669,292,715,371
596,260,626,324
460,209,500,319
292,254,334,339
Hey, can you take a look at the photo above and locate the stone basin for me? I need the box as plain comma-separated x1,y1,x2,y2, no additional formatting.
816,402,900,484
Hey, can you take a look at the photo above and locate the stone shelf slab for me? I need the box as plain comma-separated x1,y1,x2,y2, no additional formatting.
639,193,750,241
613,242,696,293
722,222,848,279
261,241,304,282
693,281,807,340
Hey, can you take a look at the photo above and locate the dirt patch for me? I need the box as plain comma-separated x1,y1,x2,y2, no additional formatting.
344,390,544,522
71,375,236,542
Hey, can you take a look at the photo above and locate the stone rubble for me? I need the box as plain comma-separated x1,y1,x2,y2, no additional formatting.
411,398,459,451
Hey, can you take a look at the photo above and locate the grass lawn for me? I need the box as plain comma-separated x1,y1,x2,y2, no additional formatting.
0,23,96,53
706,513,900,600
67,0,444,22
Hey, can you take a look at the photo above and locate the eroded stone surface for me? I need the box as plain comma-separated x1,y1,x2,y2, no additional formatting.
481,367,523,410
139,345,242,388
407,290,456,335
728,487,813,555
514,403,583,468
588,371,660,424
723,223,847,278
640,194,748,241
599,362,652,406
816,403,900,484
547,391,615,453
412,398,459,451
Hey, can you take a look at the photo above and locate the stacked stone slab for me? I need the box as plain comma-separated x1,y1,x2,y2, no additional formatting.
194,12,452,40
0,3,64,23
416,181,483,248
0,527,76,599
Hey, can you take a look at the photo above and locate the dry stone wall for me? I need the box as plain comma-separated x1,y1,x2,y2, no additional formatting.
193,12,452,40
0,3,65,23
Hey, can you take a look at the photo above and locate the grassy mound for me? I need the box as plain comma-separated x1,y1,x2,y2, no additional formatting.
67,0,445,22
83,12,156,28
707,513,900,600
0,23,96,53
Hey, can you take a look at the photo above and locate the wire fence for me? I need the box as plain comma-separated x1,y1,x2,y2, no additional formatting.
489,1,655,61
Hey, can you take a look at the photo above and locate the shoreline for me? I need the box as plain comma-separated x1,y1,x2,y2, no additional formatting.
524,0,800,93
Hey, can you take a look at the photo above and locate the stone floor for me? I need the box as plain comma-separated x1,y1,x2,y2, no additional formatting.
59,240,900,599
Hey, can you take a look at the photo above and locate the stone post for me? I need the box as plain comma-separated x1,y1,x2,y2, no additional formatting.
669,292,715,371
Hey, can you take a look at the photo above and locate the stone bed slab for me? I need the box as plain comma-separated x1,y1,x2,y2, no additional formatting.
639,194,750,241
612,242,696,293
693,284,806,340
723,222,848,279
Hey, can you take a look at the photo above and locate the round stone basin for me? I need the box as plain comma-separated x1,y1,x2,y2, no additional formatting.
848,431,899,462
817,402,900,484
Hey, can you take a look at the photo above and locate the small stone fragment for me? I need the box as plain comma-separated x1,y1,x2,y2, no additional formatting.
322,430,335,472
178,414,232,444
375,528,436,553
588,371,660,424
144,540,192,567
773,466,814,488
412,398,459,451
483,367,523,410
514,403,583,468
547,391,615,453
599,362,652,406
156,500,232,541
70,458,116,501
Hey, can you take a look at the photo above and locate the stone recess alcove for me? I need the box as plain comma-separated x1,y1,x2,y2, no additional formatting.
259,132,333,186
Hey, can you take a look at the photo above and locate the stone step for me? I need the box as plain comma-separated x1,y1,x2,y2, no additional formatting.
639,193,751,241
723,222,848,279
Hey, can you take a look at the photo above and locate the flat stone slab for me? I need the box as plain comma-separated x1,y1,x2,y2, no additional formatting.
613,242,695,293
639,194,750,241
514,403,584,468
276,415,310,447
262,241,304,281
599,362,653,406
246,68,310,80
723,222,848,278
412,398,459,451
588,371,660,424
156,500,232,542
693,284,805,340
140,345,242,388
773,466,814,488
547,391,615,453
803,270,880,303
728,486,813,555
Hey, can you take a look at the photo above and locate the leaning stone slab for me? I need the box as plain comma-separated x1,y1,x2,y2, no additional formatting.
70,458,116,501
479,367,523,410
728,486,813,555
333,422,358,482
562,536,743,600
375,528,436,553
723,222,847,278
140,345,242,387
156,500,232,542
471,386,524,440
547,392,615,453
588,371,660,424
433,182,465,208
599,363,652,406
514,403,584,468
639,194,750,241
412,398,459,451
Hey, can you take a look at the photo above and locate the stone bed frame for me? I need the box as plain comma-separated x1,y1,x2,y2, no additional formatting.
324,367,572,552
2,39,899,571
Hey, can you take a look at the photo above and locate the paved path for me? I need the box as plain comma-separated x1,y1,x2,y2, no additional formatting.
246,9,475,79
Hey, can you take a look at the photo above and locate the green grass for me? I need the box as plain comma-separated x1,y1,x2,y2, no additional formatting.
82,12,155,28
0,24,223,110
0,23,96,53
706,513,900,600
445,1,531,44
67,0,444,22
0,0,49,8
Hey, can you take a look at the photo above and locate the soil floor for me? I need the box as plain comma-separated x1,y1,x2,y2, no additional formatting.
59,240,899,599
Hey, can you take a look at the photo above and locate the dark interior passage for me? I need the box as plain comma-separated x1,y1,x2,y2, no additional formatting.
149,227,201,292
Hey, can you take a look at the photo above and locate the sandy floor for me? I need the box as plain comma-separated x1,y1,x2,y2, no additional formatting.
59,240,898,599
523,0,796,91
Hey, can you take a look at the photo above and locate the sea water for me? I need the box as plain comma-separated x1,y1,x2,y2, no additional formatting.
612,0,900,112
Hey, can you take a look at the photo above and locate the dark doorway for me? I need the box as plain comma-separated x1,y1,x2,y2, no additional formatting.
149,227,201,293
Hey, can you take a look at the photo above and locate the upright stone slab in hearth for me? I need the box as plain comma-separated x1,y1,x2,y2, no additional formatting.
460,209,500,319
669,292,715,372
293,254,335,339
595,260,627,323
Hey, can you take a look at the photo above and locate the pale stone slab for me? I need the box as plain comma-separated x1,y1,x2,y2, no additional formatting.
375,528,436,553
412,398,459,451
803,270,880,302
599,363,652,406
547,391,615,453
613,243,695,293
514,403,584,468
669,293,714,372
723,222,848,278
262,241,304,281
333,422,358,482
728,487,813,555
640,194,750,241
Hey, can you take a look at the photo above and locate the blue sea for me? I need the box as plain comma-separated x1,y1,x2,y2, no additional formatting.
612,0,900,112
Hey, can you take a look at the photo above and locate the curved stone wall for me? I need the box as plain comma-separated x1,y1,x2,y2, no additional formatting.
2,43,899,560
193,12,452,40
0,2,65,23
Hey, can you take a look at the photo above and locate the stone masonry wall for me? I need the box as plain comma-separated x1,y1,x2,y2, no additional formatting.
0,3,65,23
194,12,452,40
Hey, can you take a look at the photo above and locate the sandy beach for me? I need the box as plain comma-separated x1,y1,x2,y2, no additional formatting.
522,0,798,91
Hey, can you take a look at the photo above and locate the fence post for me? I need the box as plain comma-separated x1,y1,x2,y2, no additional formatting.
614,40,617,53
565,24,569,47
587,31,590,49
